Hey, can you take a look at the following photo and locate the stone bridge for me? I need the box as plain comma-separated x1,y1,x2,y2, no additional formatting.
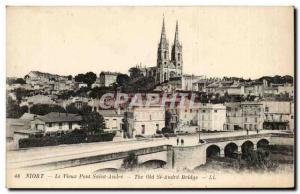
9,133,293,173
15,145,173,173
204,133,272,158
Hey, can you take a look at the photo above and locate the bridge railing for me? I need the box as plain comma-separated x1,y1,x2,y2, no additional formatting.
203,133,273,143
22,145,172,171
204,132,294,144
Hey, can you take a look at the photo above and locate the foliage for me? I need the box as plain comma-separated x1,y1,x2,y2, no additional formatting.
241,149,278,171
14,88,31,103
81,111,105,133
89,86,115,99
258,75,293,84
7,77,26,85
65,103,81,114
67,75,73,80
19,130,116,148
122,152,138,169
116,74,130,87
6,96,27,118
161,126,174,134
129,67,143,79
30,104,66,115
75,72,97,88
57,90,76,100
122,76,156,93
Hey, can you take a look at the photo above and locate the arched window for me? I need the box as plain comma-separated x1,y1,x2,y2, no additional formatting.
164,51,167,59
164,72,167,81
178,53,181,60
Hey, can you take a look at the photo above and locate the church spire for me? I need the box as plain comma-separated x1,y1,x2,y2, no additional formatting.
174,20,179,44
160,16,167,44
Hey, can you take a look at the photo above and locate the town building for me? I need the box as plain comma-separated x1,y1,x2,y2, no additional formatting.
124,105,165,137
225,101,264,131
198,103,226,131
99,71,119,87
30,112,82,133
98,109,124,140
262,101,294,131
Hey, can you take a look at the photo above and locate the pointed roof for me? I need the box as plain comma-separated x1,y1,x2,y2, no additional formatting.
174,20,179,43
159,16,168,45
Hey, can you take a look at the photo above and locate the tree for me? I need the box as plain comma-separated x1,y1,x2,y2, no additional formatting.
65,103,80,114
81,111,105,133
129,67,143,79
67,75,73,80
116,74,130,86
74,72,97,88
84,72,97,88
15,78,26,85
14,88,31,103
7,77,26,85
122,152,138,169
6,96,26,118
30,104,66,115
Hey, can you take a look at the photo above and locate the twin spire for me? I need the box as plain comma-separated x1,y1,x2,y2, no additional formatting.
159,16,180,46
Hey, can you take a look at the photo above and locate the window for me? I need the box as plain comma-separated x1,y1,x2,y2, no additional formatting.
265,107,269,112
164,51,167,59
214,110,218,113
178,53,181,60
141,125,145,134
68,122,72,130
156,124,159,130
255,118,257,122
202,110,206,113
291,115,294,119
150,114,152,120
112,119,117,129
245,117,247,122
190,109,192,113
48,123,52,127
59,122,62,129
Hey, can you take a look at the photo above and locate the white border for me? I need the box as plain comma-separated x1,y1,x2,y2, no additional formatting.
1,1,298,193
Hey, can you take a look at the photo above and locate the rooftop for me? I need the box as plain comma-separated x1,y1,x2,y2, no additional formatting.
37,112,82,123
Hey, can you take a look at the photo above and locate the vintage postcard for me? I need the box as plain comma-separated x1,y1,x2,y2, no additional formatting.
6,6,294,188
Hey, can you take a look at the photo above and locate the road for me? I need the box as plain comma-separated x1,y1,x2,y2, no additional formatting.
7,130,288,169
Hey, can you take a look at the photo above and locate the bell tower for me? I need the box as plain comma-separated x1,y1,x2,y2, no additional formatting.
171,21,183,76
157,17,170,83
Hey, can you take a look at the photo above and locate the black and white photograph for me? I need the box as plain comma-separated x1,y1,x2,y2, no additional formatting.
5,6,295,188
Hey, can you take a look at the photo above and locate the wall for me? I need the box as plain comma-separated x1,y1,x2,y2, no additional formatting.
44,122,81,132
173,145,206,170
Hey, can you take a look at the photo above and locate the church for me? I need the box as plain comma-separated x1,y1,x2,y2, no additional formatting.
140,17,183,84
156,17,183,83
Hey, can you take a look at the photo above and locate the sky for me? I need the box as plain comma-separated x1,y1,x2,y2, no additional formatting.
6,6,294,79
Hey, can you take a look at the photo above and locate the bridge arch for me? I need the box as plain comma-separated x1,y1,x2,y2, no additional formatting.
93,168,119,174
241,140,254,159
139,159,167,169
206,144,221,158
224,142,238,158
257,139,269,149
